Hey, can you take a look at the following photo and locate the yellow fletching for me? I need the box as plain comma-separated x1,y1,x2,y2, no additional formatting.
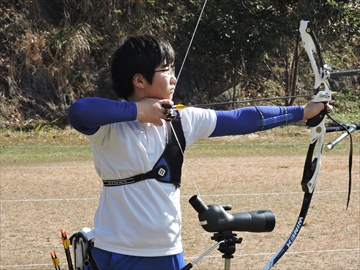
174,104,186,110
50,252,60,267
62,238,71,248
54,257,60,266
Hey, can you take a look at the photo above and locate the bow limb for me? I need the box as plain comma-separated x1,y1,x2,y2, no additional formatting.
302,120,325,193
299,20,332,101
262,193,313,270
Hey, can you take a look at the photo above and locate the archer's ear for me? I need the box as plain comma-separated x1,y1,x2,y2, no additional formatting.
133,73,146,88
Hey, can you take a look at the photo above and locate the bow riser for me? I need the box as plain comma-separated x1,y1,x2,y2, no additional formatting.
299,20,330,194
302,120,325,193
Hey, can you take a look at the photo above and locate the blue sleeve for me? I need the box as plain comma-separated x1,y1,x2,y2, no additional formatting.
68,97,137,135
210,106,304,137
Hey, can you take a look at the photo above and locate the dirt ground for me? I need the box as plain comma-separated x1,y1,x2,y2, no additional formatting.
0,137,359,270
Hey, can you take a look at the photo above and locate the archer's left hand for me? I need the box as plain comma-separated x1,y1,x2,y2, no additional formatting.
302,101,333,122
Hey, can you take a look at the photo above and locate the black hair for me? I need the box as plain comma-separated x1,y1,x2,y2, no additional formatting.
110,35,175,100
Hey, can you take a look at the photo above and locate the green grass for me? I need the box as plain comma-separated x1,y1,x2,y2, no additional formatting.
0,128,91,164
0,144,93,164
1,124,358,164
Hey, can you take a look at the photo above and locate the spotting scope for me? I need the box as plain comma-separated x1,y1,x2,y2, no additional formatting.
189,195,276,233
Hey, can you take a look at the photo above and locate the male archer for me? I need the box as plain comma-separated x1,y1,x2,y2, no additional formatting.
68,34,330,270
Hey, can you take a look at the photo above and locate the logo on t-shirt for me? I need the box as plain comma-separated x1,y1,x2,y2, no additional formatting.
157,167,167,177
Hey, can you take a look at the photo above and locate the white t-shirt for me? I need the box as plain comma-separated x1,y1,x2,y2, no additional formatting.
87,107,217,256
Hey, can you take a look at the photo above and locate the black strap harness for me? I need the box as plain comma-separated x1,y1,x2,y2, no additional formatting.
103,115,186,188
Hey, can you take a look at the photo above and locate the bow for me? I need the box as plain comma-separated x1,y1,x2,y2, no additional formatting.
262,20,355,269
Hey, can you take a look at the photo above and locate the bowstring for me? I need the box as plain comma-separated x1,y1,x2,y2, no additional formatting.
176,0,209,82
325,113,353,209
169,0,210,197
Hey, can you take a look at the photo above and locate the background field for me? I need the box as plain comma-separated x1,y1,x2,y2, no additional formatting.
0,126,359,270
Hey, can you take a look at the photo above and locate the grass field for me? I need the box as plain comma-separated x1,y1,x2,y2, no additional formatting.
0,126,359,269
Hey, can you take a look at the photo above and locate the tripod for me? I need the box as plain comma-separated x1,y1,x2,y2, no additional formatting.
184,195,275,269
181,231,242,270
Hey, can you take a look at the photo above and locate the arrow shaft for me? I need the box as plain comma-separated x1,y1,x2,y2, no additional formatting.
179,94,313,108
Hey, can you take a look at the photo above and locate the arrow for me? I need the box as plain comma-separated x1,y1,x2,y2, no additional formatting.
171,94,315,110
50,251,61,270
60,229,74,270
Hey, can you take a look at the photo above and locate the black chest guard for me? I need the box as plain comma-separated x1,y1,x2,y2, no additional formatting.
103,114,186,188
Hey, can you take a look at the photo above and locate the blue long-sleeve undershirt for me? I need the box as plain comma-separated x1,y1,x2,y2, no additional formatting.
211,106,304,137
68,97,304,136
68,97,137,135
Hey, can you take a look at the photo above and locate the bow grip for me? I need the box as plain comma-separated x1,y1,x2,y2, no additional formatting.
306,102,327,127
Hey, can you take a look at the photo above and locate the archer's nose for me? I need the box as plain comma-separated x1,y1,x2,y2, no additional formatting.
170,75,177,85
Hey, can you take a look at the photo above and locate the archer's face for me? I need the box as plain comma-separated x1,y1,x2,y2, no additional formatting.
143,63,177,100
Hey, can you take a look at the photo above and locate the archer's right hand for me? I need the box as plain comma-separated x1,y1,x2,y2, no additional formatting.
135,98,174,126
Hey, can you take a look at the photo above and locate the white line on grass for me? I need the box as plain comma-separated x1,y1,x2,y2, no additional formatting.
185,247,360,259
1,190,358,203
0,248,358,268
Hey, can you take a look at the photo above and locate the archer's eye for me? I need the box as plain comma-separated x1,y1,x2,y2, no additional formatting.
154,65,175,76
166,65,175,76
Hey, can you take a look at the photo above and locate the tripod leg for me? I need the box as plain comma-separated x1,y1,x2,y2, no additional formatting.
181,240,225,270
224,258,231,270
